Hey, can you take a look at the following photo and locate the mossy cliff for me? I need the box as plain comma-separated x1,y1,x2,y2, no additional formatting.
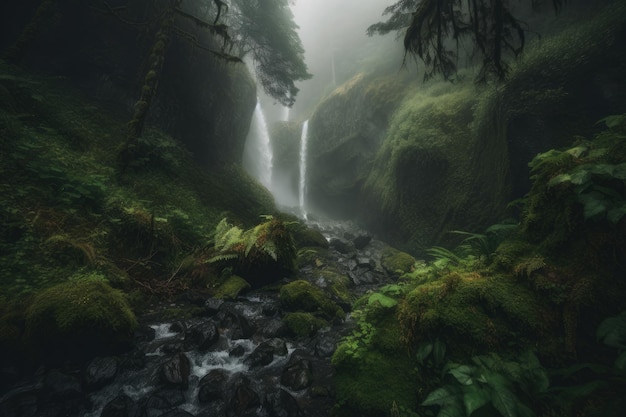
332,115,626,417
0,0,257,167
306,72,412,218
306,3,626,254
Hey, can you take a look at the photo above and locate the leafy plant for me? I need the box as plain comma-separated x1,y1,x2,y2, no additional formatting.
548,311,626,416
421,352,549,417
450,222,518,263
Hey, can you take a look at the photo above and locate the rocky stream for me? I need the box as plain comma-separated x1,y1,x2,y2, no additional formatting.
0,220,397,417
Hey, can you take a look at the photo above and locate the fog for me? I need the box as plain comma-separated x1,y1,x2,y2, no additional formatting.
259,0,405,122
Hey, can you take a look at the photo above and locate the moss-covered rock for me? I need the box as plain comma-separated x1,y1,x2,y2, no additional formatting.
25,277,137,362
380,248,416,278
290,223,329,249
279,280,344,320
283,312,328,337
296,247,329,269
212,275,251,300
398,272,544,353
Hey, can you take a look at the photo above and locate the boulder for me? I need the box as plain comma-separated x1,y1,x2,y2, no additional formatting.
100,394,140,417
281,356,312,391
84,356,118,391
352,235,372,250
265,389,303,417
183,321,219,351
198,369,229,403
161,353,190,388
243,342,275,368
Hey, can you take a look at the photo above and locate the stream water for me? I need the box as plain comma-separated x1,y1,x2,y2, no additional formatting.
0,221,393,417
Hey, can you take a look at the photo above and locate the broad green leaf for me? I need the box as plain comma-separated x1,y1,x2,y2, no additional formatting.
597,311,626,348
433,339,447,366
586,163,616,177
449,365,474,385
579,192,608,220
607,205,626,224
565,145,588,158
368,292,397,308
437,399,465,417
462,385,491,416
490,385,519,417
422,387,459,406
597,115,626,129
547,173,572,187
416,342,433,364
569,169,591,185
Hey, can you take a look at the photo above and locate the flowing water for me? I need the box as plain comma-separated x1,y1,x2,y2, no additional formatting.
242,100,273,190
298,120,309,218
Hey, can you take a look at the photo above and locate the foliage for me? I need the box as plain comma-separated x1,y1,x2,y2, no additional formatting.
25,275,137,360
421,352,549,417
449,222,518,263
522,114,626,249
208,216,297,286
226,0,312,106
547,312,626,417
368,0,566,82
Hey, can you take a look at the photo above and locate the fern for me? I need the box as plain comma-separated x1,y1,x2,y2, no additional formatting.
206,253,239,264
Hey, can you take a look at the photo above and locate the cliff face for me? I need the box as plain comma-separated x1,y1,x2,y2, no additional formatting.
305,3,626,253
306,72,410,218
0,0,256,167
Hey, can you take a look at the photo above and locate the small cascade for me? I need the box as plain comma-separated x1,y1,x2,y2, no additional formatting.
282,105,290,122
298,120,309,218
242,100,273,190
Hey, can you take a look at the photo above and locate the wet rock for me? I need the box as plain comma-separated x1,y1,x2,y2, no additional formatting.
243,342,274,368
0,383,40,417
157,410,196,417
169,321,186,334
267,338,288,356
228,375,260,416
353,234,372,250
229,344,246,357
39,370,87,417
143,388,186,411
314,334,337,358
85,356,117,391
204,298,224,316
328,238,355,254
265,389,303,417
218,308,254,340
198,369,229,403
161,353,190,388
118,348,146,371
280,356,312,391
161,341,185,355
356,257,374,270
258,318,287,338
184,321,219,351
348,269,382,286
100,394,140,417
134,324,156,342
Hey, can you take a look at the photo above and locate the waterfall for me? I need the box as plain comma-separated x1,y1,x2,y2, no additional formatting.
242,100,273,190
282,105,290,122
298,120,309,218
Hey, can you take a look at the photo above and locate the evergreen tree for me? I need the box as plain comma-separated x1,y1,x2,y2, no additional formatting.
368,0,567,81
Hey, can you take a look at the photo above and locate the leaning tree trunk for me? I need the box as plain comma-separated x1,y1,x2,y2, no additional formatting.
118,0,180,171
3,0,58,62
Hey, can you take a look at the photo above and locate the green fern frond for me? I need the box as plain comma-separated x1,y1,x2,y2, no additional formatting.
262,240,278,261
206,253,239,264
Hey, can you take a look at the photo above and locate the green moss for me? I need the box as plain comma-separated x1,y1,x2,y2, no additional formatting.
284,312,328,337
25,276,137,360
381,248,416,278
399,273,543,352
296,247,328,269
291,223,329,249
212,275,251,299
319,268,353,307
279,279,344,320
